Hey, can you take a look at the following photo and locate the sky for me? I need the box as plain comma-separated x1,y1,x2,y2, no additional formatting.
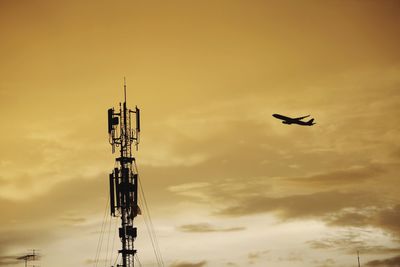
0,0,400,266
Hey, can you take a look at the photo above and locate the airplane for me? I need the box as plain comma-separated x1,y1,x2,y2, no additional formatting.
272,113,316,126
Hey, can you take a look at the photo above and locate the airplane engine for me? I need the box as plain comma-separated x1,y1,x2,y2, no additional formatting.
282,121,291,124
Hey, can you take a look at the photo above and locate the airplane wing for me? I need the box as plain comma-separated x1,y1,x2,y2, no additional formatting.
272,114,291,120
294,115,310,120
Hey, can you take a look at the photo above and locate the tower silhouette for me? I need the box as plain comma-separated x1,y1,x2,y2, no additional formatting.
107,80,140,267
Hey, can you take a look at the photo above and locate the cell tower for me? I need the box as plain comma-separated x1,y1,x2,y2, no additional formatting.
107,79,141,267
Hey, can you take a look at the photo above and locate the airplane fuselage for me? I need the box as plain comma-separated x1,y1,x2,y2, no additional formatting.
272,113,315,126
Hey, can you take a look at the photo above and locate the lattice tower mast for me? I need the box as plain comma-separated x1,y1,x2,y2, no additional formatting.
107,80,140,267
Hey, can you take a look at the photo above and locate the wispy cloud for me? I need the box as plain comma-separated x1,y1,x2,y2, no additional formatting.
169,260,207,267
366,255,400,266
216,191,378,219
178,223,245,233
0,255,19,266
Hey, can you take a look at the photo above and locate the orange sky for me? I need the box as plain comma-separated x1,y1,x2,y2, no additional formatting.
1,1,400,267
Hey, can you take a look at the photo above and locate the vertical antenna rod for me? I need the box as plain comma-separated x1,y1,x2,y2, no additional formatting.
107,79,141,267
357,250,361,267
124,77,127,103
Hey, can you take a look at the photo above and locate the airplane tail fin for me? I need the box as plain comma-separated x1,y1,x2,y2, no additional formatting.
308,118,315,125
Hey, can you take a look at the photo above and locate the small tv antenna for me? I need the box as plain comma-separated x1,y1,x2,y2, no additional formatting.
17,249,40,267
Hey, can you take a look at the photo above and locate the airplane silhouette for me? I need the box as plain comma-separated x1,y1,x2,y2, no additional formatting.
272,114,315,126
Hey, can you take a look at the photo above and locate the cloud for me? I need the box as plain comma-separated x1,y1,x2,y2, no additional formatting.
0,227,54,259
59,215,86,225
311,258,336,267
284,164,385,188
169,260,207,267
307,231,369,251
0,174,106,256
325,205,400,239
164,158,400,250
307,228,400,255
361,247,400,254
0,2,399,267
0,175,105,225
327,209,374,227
84,258,108,265
0,255,19,266
366,255,400,266
216,190,377,220
378,205,400,235
178,223,245,233
0,116,109,202
277,253,303,262
247,250,270,265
